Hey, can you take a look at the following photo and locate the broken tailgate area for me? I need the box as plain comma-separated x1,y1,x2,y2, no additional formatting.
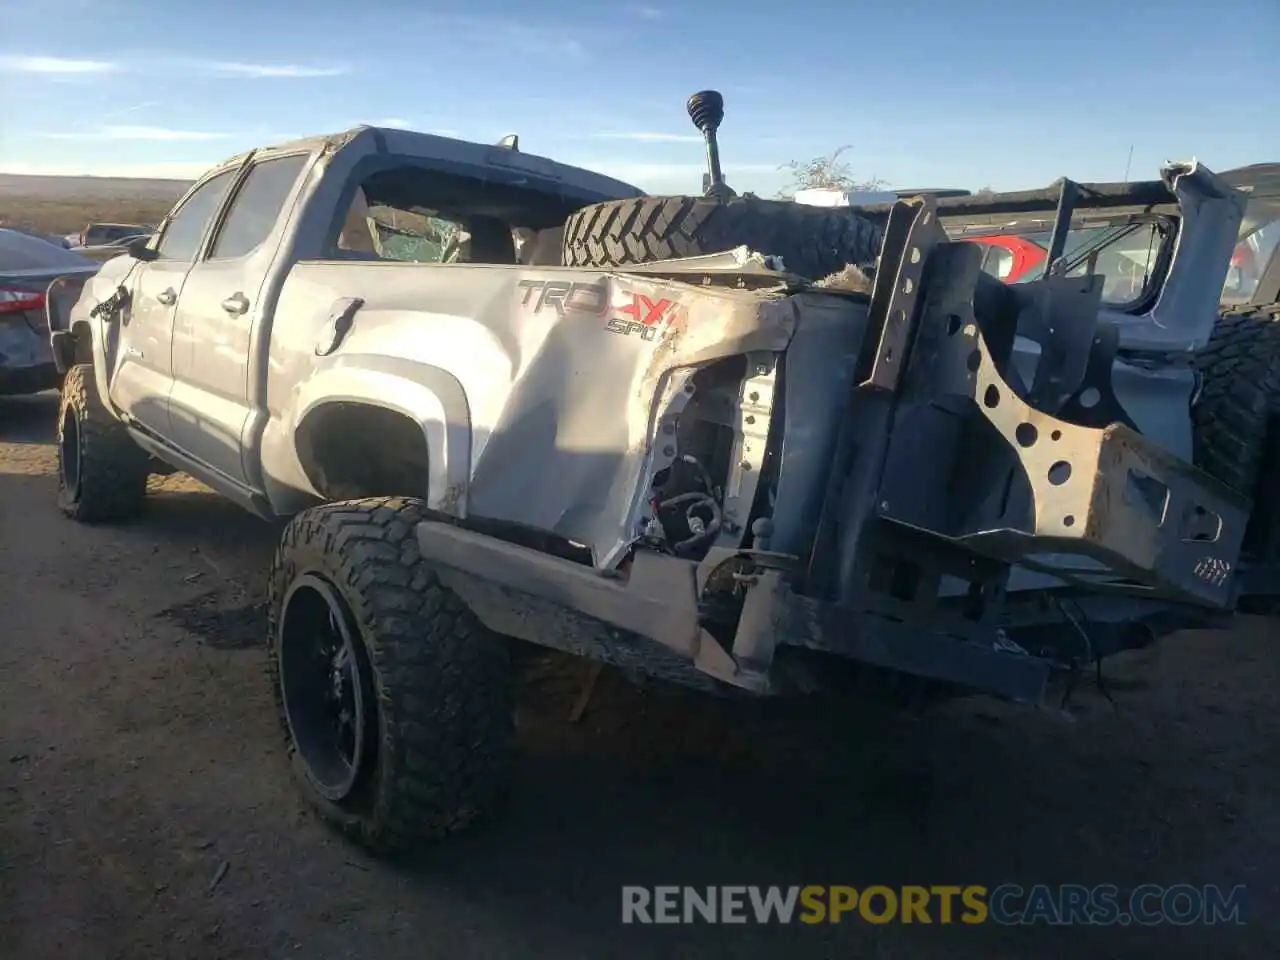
415,195,1247,706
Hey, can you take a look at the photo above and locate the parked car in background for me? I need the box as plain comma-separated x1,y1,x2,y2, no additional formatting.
77,222,153,247
0,229,98,395
72,233,154,264
960,233,1047,282
0,224,74,250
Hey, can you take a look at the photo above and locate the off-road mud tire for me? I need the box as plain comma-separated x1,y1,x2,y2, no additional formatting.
561,195,884,279
267,496,515,856
56,362,149,522
1192,305,1280,561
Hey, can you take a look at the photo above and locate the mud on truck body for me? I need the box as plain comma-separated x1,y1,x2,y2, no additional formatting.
45,91,1280,854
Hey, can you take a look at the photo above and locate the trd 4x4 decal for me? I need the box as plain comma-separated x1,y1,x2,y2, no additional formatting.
517,278,679,341
517,279,608,316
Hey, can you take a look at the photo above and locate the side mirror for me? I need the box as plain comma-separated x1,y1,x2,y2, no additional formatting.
127,236,159,262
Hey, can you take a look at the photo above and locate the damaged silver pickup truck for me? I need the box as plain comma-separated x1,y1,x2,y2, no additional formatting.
46,91,1280,855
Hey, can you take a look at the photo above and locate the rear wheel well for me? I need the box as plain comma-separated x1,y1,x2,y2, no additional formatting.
296,403,430,501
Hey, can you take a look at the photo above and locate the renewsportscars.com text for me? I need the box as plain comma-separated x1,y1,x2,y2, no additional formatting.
621,884,1246,926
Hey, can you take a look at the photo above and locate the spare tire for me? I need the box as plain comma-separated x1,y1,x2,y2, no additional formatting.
561,195,884,279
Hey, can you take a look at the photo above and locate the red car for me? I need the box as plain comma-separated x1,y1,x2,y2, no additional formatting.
960,234,1047,282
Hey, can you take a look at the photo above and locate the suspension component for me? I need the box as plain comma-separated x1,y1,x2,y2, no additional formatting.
686,90,735,201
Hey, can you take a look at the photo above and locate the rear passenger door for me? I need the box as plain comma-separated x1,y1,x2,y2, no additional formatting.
168,152,310,488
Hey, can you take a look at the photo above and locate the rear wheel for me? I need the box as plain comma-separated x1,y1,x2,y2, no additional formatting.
56,363,149,522
561,194,884,279
1192,307,1280,499
1192,306,1280,588
268,496,515,855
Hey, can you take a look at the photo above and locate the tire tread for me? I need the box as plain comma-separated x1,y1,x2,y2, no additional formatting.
267,496,514,855
56,363,148,522
561,194,884,278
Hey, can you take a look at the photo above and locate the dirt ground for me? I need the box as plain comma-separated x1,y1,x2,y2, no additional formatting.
0,177,182,235
0,390,1277,960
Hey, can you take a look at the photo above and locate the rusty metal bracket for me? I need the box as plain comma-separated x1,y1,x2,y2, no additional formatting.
861,196,949,392
882,243,1249,608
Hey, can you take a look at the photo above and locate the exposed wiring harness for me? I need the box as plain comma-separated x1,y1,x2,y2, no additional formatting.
635,454,723,558
657,491,722,555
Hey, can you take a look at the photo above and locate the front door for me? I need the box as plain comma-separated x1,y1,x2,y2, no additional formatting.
108,167,240,436
109,259,190,435
168,153,309,487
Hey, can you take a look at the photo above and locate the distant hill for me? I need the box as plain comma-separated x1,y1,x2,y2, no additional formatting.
0,173,191,235
0,172,192,201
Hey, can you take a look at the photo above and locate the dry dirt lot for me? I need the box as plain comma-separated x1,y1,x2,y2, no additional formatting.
1,390,1278,960
0,174,186,235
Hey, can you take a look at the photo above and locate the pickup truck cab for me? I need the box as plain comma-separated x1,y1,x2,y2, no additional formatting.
50,126,641,518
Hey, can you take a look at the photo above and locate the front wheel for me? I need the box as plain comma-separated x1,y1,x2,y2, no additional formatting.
56,363,149,522
267,496,515,855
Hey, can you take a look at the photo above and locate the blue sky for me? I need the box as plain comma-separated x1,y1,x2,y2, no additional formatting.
1,0,1277,195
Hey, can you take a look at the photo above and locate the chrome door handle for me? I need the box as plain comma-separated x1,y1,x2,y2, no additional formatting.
156,288,176,306
221,293,249,316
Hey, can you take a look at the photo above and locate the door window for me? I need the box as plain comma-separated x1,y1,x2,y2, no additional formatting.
209,154,309,260
156,169,237,262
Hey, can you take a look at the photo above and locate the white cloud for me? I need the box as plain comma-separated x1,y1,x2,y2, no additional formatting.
0,55,117,74
195,60,348,78
634,5,663,19
0,54,347,79
40,124,231,142
586,132,703,143
368,117,414,129
100,101,162,120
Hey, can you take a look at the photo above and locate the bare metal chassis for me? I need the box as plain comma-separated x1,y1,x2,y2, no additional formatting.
417,197,1250,703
